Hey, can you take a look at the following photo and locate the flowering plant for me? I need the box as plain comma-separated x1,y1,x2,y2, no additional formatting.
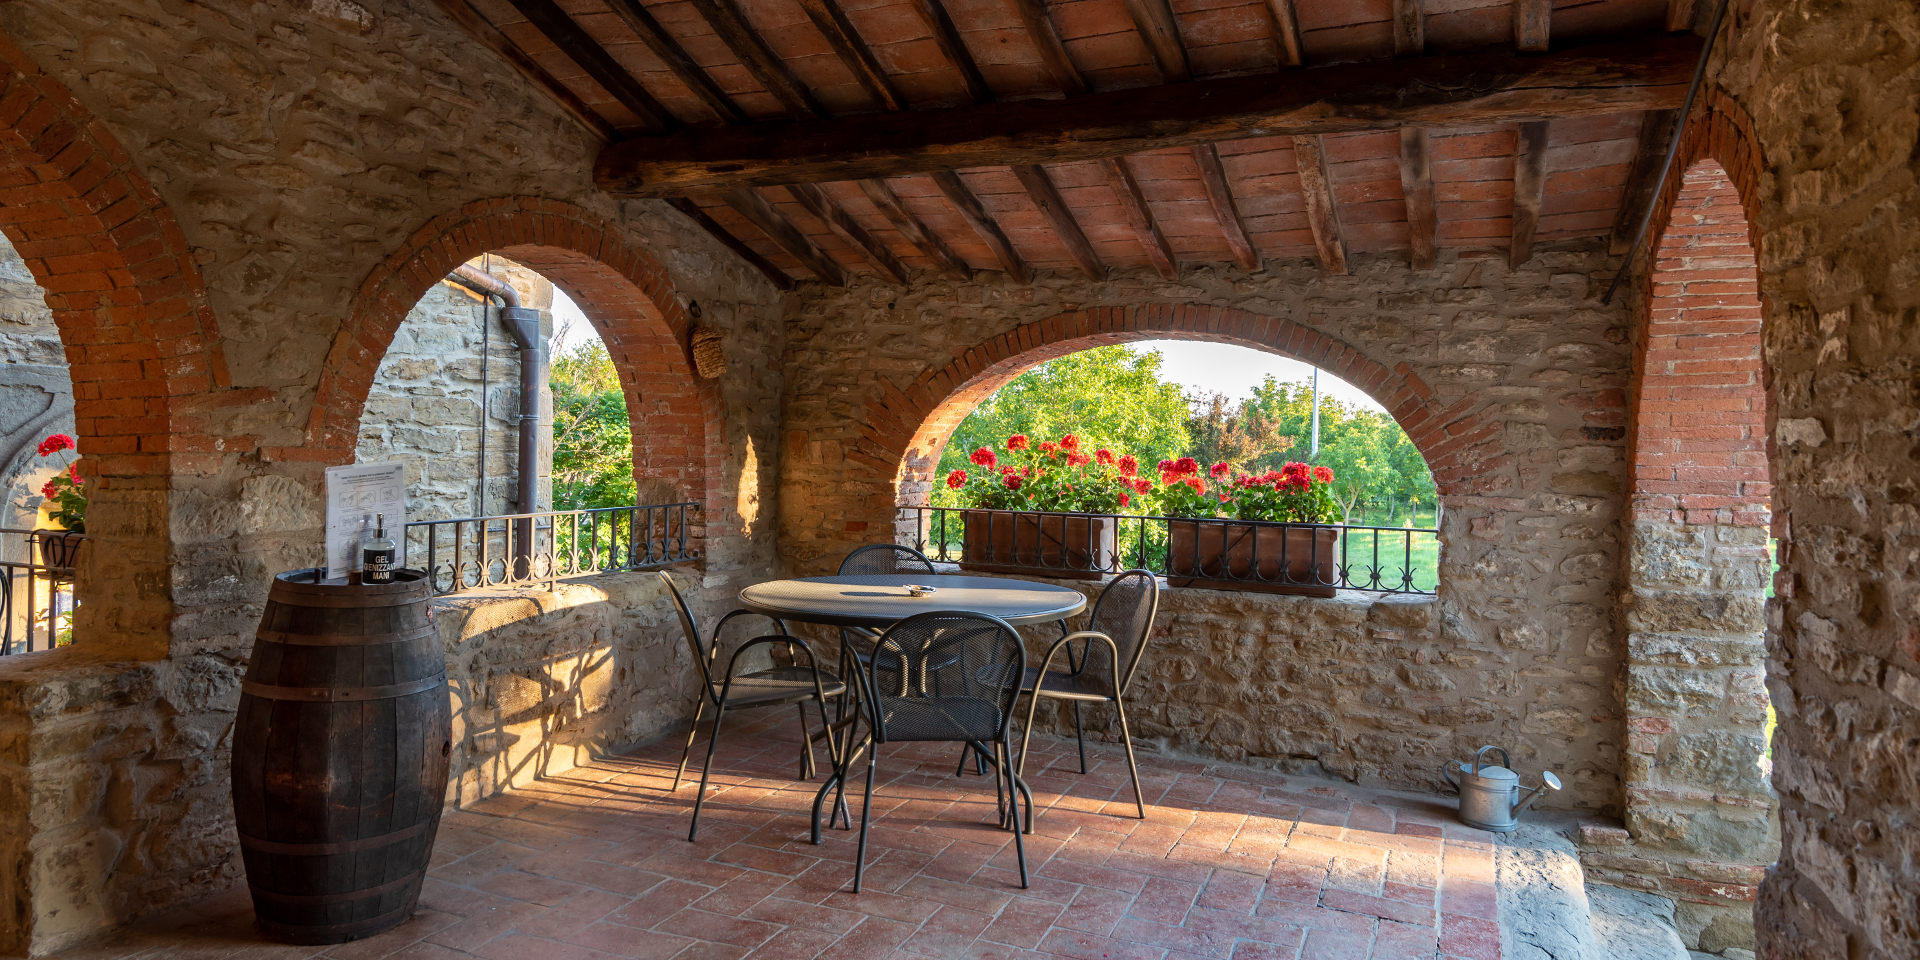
35,434,86,533
945,433,1152,514
1153,458,1340,524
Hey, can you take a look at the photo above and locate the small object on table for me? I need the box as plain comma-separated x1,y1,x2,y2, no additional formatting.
904,583,938,597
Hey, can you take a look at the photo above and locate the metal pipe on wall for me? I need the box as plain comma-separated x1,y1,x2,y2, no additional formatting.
446,264,546,578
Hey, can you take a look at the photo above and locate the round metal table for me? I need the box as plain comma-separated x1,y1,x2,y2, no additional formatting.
738,574,1087,629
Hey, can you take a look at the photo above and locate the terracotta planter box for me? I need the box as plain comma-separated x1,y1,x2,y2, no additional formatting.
960,509,1117,580
1166,520,1340,597
35,530,85,571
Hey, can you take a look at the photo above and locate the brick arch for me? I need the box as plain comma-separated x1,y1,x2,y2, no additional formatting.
867,304,1502,506
305,197,717,508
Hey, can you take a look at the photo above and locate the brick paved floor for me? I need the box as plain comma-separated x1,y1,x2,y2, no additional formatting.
60,706,1506,960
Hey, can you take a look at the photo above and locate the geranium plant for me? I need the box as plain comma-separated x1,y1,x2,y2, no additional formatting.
1155,458,1340,524
35,433,86,533
945,434,1154,514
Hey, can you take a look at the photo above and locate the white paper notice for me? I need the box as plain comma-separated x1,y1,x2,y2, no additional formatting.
324,462,407,580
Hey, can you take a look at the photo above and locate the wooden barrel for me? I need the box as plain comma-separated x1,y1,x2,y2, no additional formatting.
231,568,450,945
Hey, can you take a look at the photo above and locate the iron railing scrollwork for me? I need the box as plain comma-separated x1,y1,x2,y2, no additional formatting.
2,527,78,655
406,502,698,596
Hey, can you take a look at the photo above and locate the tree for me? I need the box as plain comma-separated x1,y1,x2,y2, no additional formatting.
550,340,637,511
1241,376,1436,524
1185,392,1293,470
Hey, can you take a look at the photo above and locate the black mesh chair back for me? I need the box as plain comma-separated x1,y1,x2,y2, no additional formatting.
837,543,937,577
660,571,717,690
864,612,1025,745
1080,570,1159,697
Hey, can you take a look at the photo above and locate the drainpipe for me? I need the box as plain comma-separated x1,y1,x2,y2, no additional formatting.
447,264,544,578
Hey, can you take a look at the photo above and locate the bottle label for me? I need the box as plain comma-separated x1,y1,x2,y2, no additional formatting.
364,548,396,583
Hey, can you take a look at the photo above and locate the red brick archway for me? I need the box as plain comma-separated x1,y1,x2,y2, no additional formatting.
295,197,718,510
867,303,1503,506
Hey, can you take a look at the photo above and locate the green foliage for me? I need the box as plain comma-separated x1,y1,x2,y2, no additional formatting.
1242,377,1436,523
550,341,637,511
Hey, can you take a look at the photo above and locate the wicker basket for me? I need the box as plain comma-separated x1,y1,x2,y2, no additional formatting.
691,326,726,378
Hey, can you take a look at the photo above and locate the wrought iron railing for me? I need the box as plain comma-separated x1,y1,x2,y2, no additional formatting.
405,503,698,596
896,506,1439,595
2,527,78,655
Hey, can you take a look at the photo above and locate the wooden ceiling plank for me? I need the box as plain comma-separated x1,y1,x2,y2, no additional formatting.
1263,0,1304,67
787,183,912,283
720,188,849,285
1666,0,1696,31
1012,164,1105,279
1509,120,1550,267
905,0,993,103
796,0,908,112
1004,0,1087,95
1101,157,1179,280
1291,135,1348,275
505,0,680,132
593,37,1703,194
1393,0,1424,56
1190,144,1258,271
858,178,974,280
426,0,615,141
665,198,796,290
1514,0,1551,51
684,0,830,118
1398,127,1436,270
930,171,1030,282
1121,0,1191,82
603,0,749,124
1610,108,1679,255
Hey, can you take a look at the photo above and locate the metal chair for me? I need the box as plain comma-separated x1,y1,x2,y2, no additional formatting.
1014,569,1160,825
659,572,848,841
837,543,937,577
851,611,1029,892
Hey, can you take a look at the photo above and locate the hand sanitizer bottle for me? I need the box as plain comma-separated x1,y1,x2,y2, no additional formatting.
362,514,397,584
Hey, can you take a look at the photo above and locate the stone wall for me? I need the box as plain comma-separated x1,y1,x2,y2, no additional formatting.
0,231,69,532
780,244,1637,811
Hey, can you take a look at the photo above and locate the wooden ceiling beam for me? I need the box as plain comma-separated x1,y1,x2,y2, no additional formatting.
786,184,911,284
1398,127,1436,270
1190,144,1258,271
1392,0,1424,56
1610,109,1677,255
1514,0,1552,51
665,198,796,290
604,0,749,124
1665,0,1696,31
1291,135,1348,275
1509,120,1550,267
426,0,615,141
931,171,1030,282
1004,0,1087,95
797,0,908,111
1101,157,1179,280
1263,0,1303,67
1122,0,1191,82
684,0,829,118
859,179,974,280
1012,164,1105,279
594,37,1701,195
504,0,680,132
720,189,849,285
904,0,993,103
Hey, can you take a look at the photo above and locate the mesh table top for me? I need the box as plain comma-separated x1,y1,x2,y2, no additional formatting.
738,574,1087,628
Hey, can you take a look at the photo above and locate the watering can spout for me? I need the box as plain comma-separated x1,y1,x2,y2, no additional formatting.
1514,771,1563,815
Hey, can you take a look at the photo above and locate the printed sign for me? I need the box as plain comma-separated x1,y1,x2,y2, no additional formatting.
324,462,407,580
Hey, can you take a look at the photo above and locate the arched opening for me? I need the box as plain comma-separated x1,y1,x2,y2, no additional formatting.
0,230,75,652
1623,157,1778,952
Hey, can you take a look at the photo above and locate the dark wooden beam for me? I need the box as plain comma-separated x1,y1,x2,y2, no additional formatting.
1101,157,1178,280
796,0,907,111
1012,164,1104,279
904,0,993,103
1392,0,1423,56
1190,144,1258,270
1263,0,1303,67
1004,0,1087,95
858,179,974,280
931,171,1030,282
683,0,829,118
1291,135,1347,275
595,37,1701,195
665,198,796,290
1398,127,1436,270
426,0,615,141
1610,109,1678,255
1122,0,1191,82
1509,120,1550,267
1665,0,1696,31
786,183,911,283
603,0,749,124
1514,0,1551,52
504,0,680,132
720,188,848,285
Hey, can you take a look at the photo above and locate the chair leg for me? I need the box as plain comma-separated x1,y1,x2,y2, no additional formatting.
796,703,818,780
1073,701,1087,774
854,746,878,893
688,701,728,841
672,698,706,791
1114,696,1146,819
1000,741,1028,889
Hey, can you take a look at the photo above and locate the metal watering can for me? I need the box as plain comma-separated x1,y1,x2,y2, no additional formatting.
1442,745,1562,833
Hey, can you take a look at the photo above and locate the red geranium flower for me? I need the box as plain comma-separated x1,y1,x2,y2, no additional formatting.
1118,455,1138,477
1183,477,1206,494
1095,448,1115,466
68,464,81,484
1119,491,1130,508
1004,473,1024,490
946,469,968,489
40,478,59,499
1007,434,1031,451
1059,434,1080,451
1313,465,1334,484
1039,441,1060,454
37,434,75,457
1133,478,1152,493
1173,457,1198,476
1067,452,1091,467
1210,461,1231,478
971,446,998,468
